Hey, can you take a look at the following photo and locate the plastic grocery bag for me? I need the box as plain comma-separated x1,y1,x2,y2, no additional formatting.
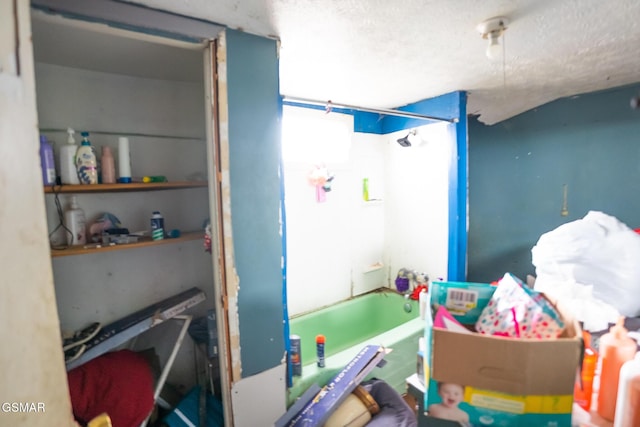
531,211,640,331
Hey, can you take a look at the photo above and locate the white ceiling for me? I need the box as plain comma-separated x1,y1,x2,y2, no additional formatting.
39,0,640,125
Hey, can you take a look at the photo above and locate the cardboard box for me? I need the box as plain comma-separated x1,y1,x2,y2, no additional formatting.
423,289,582,427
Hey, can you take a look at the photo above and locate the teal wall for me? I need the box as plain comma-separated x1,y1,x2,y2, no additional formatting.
225,29,284,376
468,84,640,283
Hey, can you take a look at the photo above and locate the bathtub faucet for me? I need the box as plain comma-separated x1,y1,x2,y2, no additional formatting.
395,268,429,294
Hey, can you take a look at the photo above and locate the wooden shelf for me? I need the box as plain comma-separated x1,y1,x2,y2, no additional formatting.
44,181,208,193
51,231,203,257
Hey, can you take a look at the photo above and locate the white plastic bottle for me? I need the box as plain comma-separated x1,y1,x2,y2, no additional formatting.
60,128,80,184
64,196,86,246
118,136,132,183
614,352,640,427
76,131,98,184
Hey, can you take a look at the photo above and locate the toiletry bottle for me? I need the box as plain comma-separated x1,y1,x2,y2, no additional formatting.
101,146,116,184
316,334,326,368
40,135,57,186
151,211,164,241
142,175,167,183
118,137,132,183
614,352,640,427
574,331,598,411
597,317,638,421
290,335,302,377
76,132,98,184
60,128,80,184
64,196,86,246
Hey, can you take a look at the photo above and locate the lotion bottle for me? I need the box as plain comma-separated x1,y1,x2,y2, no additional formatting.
60,128,80,184
64,196,86,246
597,317,638,421
614,352,640,427
76,132,98,184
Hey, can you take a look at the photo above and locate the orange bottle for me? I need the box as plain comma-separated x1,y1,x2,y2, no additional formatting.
597,317,638,421
574,331,598,411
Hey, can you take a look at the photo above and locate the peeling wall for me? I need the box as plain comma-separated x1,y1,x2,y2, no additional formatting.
215,30,243,385
224,28,284,378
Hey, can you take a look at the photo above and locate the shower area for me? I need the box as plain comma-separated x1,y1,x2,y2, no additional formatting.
281,102,460,401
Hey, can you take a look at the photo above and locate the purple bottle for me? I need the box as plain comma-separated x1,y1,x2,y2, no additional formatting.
40,135,56,185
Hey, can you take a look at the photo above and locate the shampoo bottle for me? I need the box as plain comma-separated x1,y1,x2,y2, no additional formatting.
64,196,86,246
40,135,57,186
597,317,638,421
76,132,98,184
60,128,80,184
614,352,640,427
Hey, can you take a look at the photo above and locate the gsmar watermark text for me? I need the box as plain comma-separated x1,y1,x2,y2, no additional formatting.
2,402,45,413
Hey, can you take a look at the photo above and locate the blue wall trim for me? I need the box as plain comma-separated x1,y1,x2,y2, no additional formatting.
279,96,292,386
226,29,284,377
448,92,468,281
381,92,461,134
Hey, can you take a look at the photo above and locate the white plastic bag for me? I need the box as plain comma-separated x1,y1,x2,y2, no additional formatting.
531,211,640,330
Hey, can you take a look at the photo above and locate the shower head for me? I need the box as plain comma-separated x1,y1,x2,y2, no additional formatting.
397,135,411,147
396,130,417,147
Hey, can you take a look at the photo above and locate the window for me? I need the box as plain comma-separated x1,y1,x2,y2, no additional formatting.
281,105,353,164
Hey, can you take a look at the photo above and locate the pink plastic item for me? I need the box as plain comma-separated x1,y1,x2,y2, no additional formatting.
434,306,471,334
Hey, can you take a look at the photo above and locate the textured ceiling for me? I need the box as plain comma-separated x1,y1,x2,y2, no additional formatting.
124,0,640,124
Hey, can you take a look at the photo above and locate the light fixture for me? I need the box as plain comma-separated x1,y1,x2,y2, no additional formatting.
396,130,416,147
477,16,509,60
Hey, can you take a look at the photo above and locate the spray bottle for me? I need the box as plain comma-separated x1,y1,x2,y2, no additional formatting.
597,317,638,421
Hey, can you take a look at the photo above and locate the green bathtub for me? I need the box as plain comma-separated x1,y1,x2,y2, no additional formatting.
287,289,423,406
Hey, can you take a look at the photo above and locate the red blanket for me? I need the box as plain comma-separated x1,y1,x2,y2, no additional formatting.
67,350,155,427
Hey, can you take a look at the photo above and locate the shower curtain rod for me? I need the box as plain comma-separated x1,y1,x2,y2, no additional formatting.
282,96,457,124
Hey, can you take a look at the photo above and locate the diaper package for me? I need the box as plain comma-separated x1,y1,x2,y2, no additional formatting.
430,281,496,324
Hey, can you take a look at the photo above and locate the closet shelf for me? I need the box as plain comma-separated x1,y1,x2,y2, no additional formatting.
51,231,203,258
44,181,208,193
